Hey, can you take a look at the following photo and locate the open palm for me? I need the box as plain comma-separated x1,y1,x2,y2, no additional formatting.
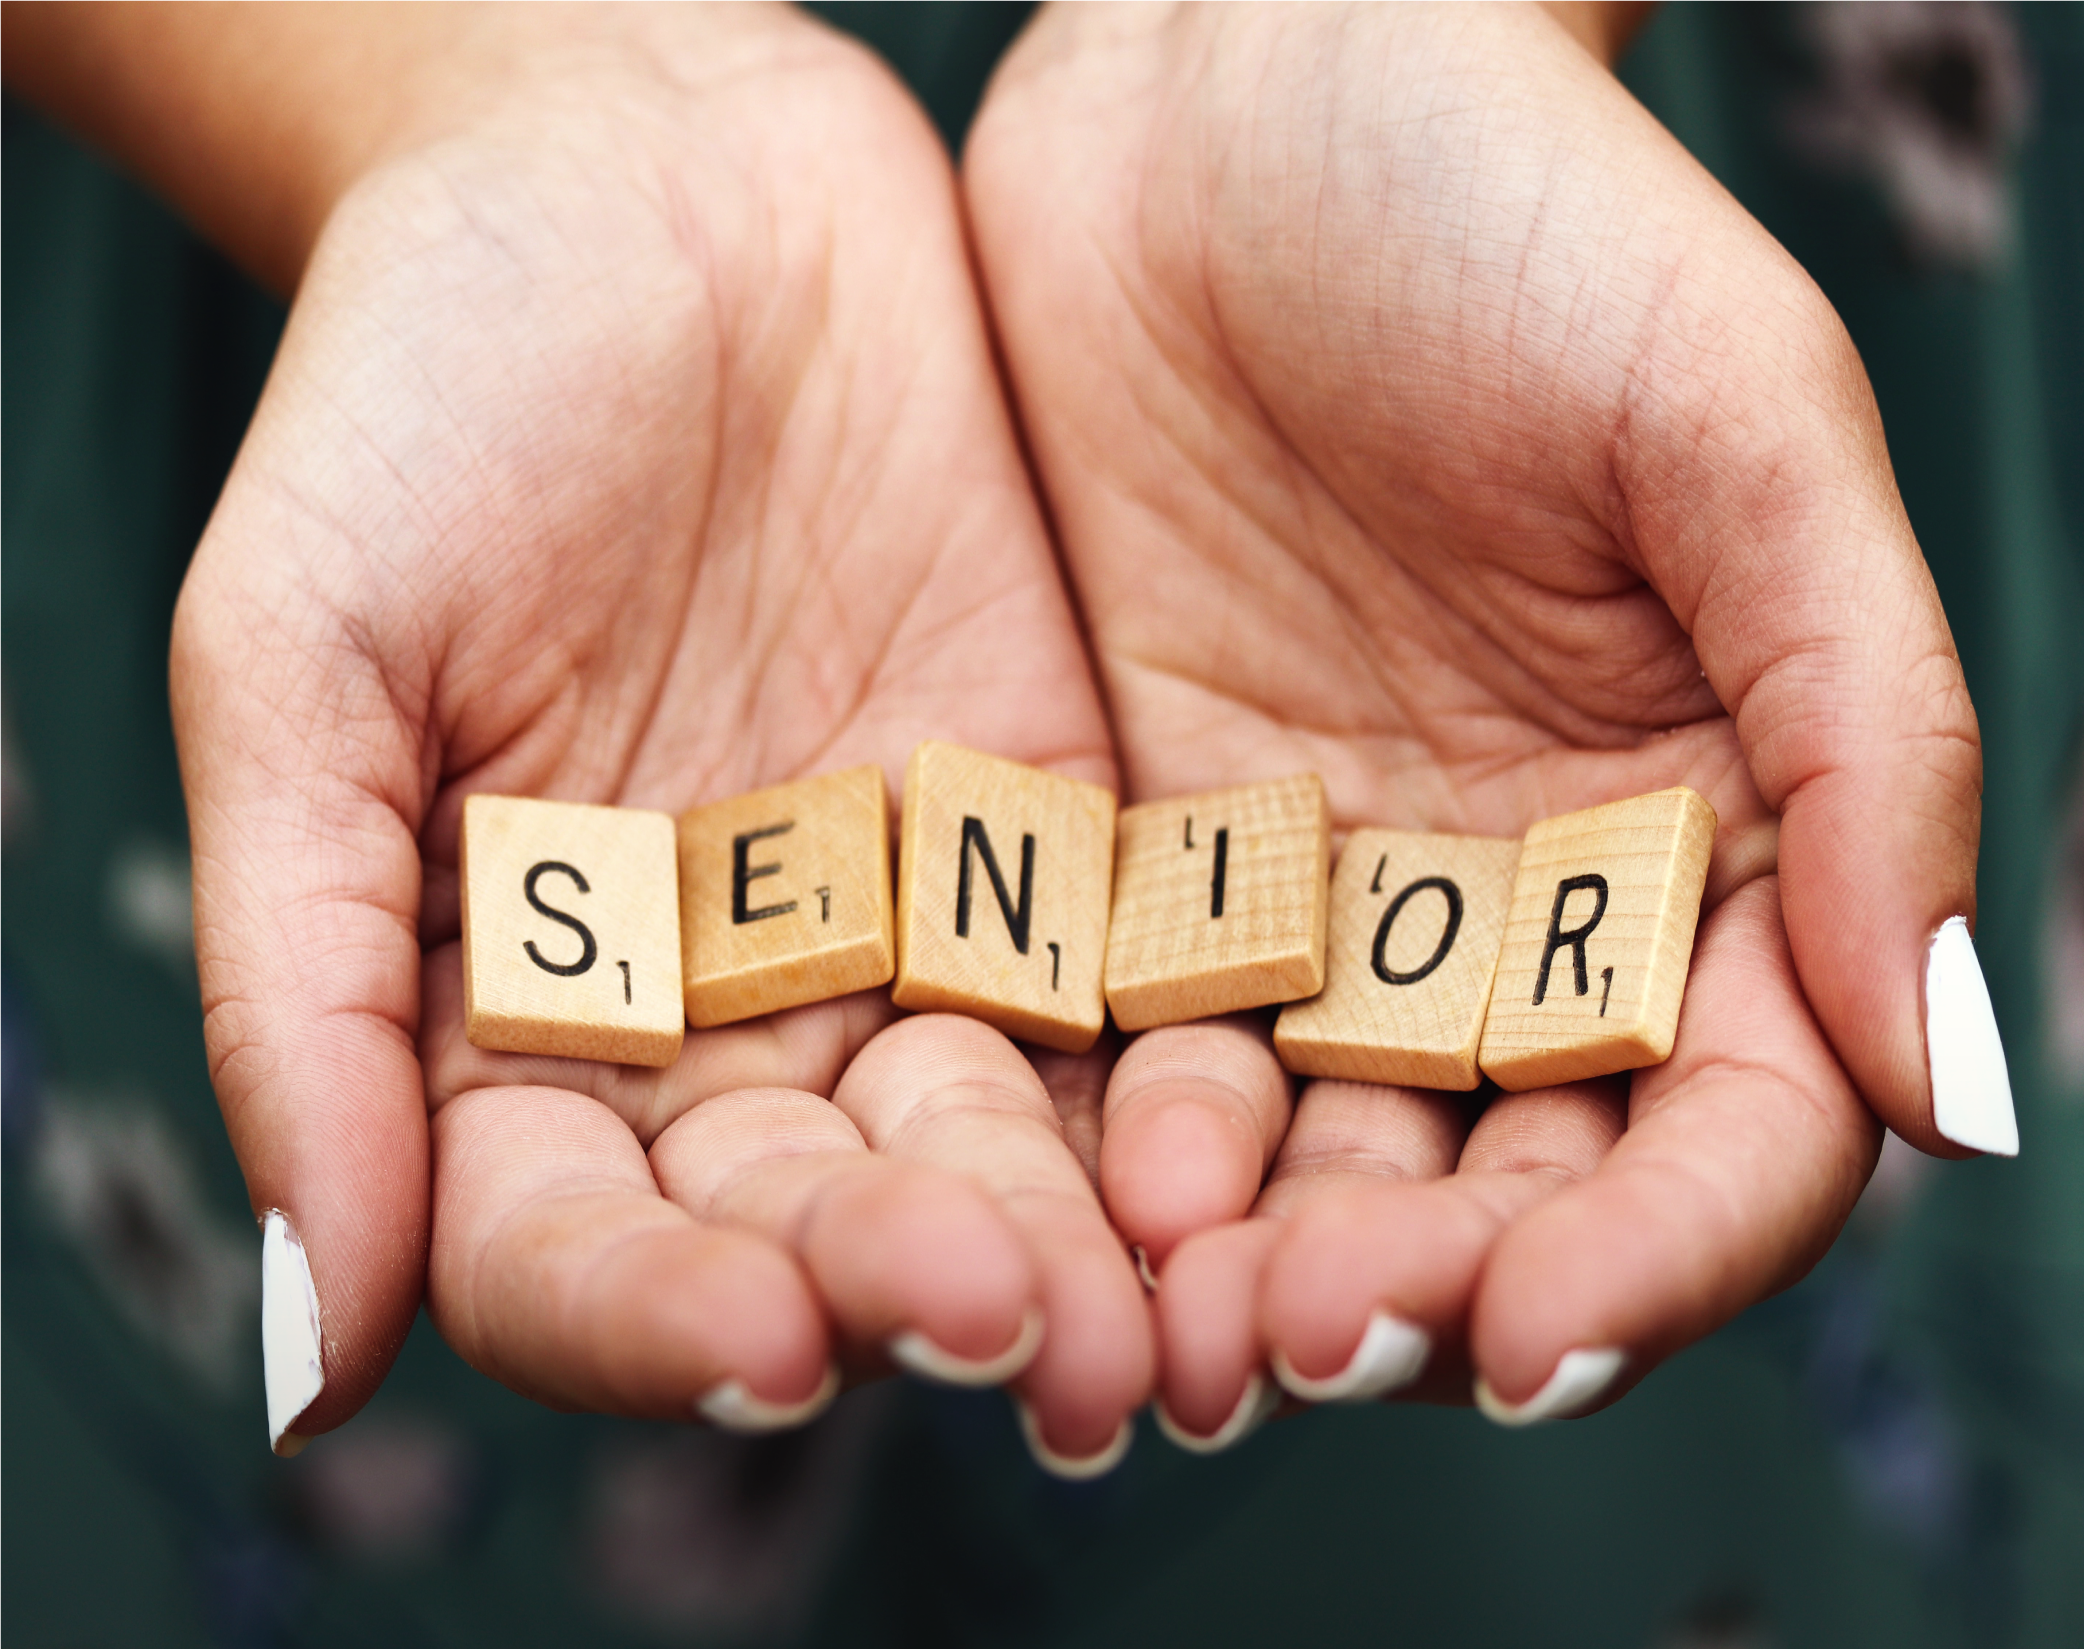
968,2,1980,1436
174,7,1147,1462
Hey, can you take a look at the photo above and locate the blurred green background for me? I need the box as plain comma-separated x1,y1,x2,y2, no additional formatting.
5,5,2077,1646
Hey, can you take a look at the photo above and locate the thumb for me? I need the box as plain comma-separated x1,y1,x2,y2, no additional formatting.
1623,215,2009,1159
173,496,432,1454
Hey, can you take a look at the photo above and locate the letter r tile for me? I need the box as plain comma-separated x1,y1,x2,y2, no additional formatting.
892,742,1116,1053
1275,829,1520,1090
461,794,685,1067
1105,775,1330,1032
677,765,895,1028
1477,787,1717,1091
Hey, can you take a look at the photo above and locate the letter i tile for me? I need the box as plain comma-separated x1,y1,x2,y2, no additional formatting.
461,794,686,1066
1105,775,1330,1032
1477,788,1717,1091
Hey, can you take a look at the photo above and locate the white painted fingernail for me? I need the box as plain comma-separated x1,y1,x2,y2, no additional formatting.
1014,1399,1134,1480
1272,1311,1432,1404
1926,917,2019,1157
261,1210,324,1457
889,1305,1044,1388
696,1364,840,1433
1474,1347,1625,1426
1131,1245,1159,1293
1154,1371,1281,1454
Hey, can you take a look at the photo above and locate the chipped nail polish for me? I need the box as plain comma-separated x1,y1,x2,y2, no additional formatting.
261,1210,324,1457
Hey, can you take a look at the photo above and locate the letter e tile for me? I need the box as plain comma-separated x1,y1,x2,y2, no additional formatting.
1477,788,1717,1091
677,765,895,1027
461,795,685,1067
892,743,1116,1053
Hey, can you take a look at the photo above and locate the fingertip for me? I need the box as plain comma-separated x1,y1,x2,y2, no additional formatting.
1258,1185,1488,1399
1098,1019,1290,1260
890,1305,1044,1388
593,1222,835,1416
1154,1220,1278,1437
1010,1210,1156,1457
248,1023,429,1441
1771,719,1989,1159
698,1363,841,1434
1472,1346,1628,1426
801,1161,1040,1367
1100,1087,1267,1260
1015,1398,1136,1480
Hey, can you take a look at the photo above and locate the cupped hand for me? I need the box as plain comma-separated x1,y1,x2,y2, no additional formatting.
966,1,1983,1436
171,5,1147,1459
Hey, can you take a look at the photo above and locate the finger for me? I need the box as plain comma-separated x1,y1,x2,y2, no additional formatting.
1154,1079,1473,1438
1469,878,1881,1422
428,943,1032,1388
171,548,428,1454
1151,1220,1284,1450
1604,188,1998,1156
835,1015,1154,1472
422,941,896,1143
1257,1079,1619,1408
429,1084,835,1427
1097,1016,1293,1267
649,1087,1041,1381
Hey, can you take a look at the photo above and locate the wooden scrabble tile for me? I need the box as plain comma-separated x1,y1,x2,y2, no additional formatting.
1274,829,1520,1090
461,795,685,1066
892,742,1116,1053
676,765,895,1028
1476,787,1717,1091
1104,775,1330,1032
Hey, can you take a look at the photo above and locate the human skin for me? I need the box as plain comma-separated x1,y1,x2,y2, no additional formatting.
4,0,1995,1458
963,2,1985,1435
4,2,1151,1463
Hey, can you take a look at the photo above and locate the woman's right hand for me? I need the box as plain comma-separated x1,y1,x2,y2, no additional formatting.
9,3,1152,1461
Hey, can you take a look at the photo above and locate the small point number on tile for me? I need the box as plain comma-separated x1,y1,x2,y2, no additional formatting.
617,960,631,1004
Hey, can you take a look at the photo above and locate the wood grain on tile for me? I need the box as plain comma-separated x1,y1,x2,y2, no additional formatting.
1275,829,1520,1089
892,742,1116,1053
1104,775,1330,1032
1477,787,1717,1091
677,765,894,1028
462,794,685,1066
